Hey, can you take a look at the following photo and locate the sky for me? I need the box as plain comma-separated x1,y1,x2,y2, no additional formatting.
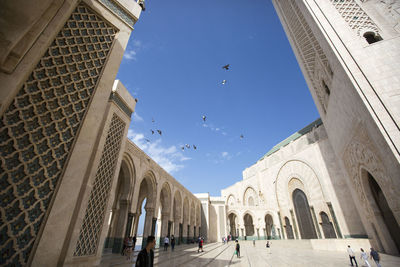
117,0,320,197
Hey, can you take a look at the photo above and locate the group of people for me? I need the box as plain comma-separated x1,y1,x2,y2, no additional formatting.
347,245,382,267
162,235,176,251
222,234,234,244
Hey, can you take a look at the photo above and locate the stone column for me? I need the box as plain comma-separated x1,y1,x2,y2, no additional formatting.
189,224,194,239
174,217,181,238
132,212,141,236
160,213,170,238
143,208,155,238
112,200,129,253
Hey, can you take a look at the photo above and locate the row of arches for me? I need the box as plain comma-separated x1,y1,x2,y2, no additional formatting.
105,153,201,253
227,190,337,241
225,160,399,255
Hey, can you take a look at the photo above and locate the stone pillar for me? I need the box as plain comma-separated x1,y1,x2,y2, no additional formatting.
133,212,141,236
112,200,130,253
160,213,170,238
174,217,181,240
143,208,155,237
189,224,194,240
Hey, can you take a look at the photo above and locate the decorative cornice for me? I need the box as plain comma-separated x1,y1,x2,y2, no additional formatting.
99,0,136,28
109,91,132,117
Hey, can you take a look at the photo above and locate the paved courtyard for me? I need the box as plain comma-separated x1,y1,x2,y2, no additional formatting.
100,241,400,267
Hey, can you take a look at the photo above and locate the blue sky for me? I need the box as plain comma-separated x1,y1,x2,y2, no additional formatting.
117,0,319,196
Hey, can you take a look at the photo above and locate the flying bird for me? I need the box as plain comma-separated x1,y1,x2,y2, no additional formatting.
222,80,227,85
157,130,162,136
181,146,185,151
222,64,230,70
202,115,207,122
240,134,244,139
151,130,154,135
145,139,150,143
185,144,190,149
135,98,138,103
193,145,197,150
152,118,155,123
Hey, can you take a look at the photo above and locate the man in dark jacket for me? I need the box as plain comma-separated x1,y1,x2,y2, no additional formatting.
135,236,155,267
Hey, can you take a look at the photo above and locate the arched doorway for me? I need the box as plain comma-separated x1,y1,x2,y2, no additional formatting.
284,217,294,239
367,172,400,253
134,173,156,248
292,189,317,239
265,214,273,239
244,213,255,236
106,160,132,253
320,212,336,238
228,213,238,238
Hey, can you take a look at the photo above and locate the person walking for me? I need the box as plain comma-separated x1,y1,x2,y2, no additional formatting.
253,239,255,247
135,236,156,267
171,235,175,251
235,240,240,258
347,245,358,267
370,248,381,267
197,237,204,252
360,248,371,267
163,236,169,251
125,237,133,261
266,241,271,254
122,236,129,256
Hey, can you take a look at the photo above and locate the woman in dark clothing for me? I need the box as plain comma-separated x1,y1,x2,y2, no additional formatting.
171,235,176,251
135,236,155,267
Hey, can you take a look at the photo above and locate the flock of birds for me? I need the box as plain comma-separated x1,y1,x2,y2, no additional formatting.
143,64,244,151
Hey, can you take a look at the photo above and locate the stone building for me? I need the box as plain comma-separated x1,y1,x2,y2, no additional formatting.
0,1,201,266
1,0,400,266
200,0,400,256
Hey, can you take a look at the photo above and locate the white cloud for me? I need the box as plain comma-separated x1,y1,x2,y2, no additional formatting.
202,123,227,136
127,129,190,173
123,40,143,61
133,112,143,122
124,49,137,60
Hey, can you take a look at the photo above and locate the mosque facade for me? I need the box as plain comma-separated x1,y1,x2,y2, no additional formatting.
0,0,399,266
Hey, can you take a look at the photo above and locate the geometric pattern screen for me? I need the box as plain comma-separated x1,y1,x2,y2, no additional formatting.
330,0,379,35
74,114,125,256
0,4,116,265
276,0,331,113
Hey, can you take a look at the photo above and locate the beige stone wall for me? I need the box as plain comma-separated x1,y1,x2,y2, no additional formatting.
272,0,400,254
221,124,365,241
0,0,144,265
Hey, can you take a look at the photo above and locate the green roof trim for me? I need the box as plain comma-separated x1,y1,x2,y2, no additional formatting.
259,118,323,161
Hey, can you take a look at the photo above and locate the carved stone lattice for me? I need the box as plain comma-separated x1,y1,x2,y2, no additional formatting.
74,114,126,256
277,0,332,113
330,0,379,35
0,4,116,265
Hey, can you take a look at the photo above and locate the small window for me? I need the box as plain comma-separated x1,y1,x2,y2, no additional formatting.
363,32,382,44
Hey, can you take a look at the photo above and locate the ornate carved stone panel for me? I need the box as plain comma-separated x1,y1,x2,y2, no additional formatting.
74,114,126,256
330,0,379,36
342,123,397,220
0,4,116,265
276,0,333,113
